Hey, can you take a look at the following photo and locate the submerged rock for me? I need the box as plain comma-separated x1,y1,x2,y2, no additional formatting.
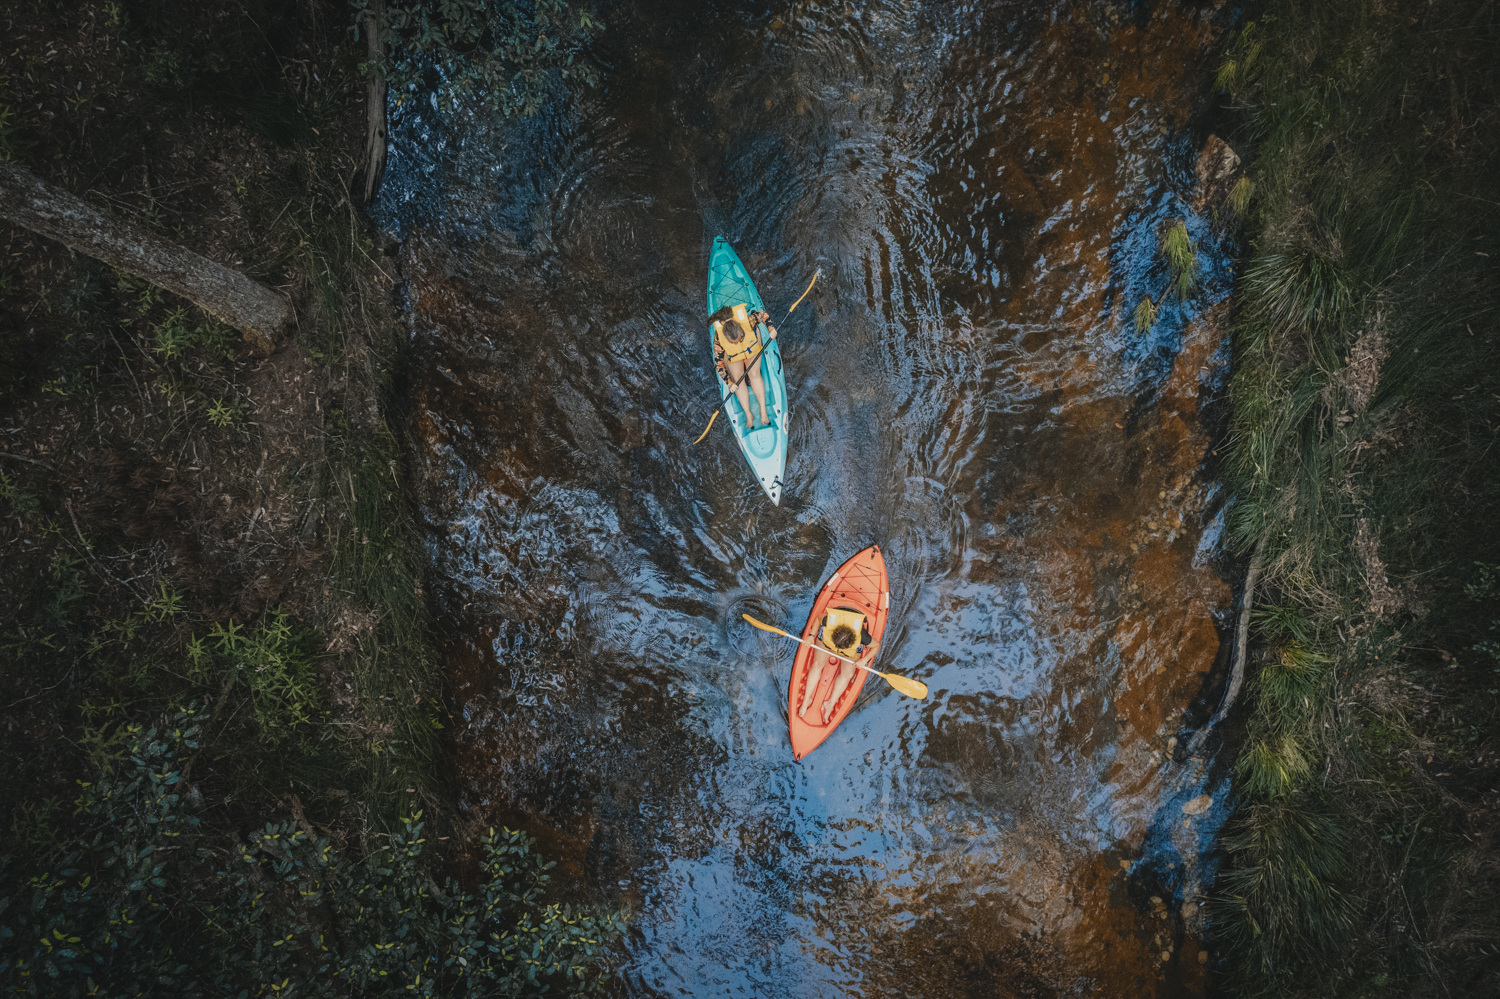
1182,794,1214,815
1193,135,1242,209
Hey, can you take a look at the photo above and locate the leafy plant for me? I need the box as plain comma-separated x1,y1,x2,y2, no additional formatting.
0,472,42,522
206,609,321,743
0,713,626,996
206,398,236,427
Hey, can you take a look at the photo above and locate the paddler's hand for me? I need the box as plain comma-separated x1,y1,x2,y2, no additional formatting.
766,324,778,341
857,641,881,667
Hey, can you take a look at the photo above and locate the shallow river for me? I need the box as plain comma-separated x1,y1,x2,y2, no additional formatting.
384,1,1242,995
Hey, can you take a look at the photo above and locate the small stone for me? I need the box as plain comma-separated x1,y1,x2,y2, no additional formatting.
1181,901,1198,919
1120,859,1131,870
1161,950,1171,961
1198,950,1209,964
1159,491,1166,499
1148,521,1158,530
1150,896,1162,905
1166,737,1177,753
1182,794,1213,816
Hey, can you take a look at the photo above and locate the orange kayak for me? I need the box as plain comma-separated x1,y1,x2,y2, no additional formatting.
788,545,891,760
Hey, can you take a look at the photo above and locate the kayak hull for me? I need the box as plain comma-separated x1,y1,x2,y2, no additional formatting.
788,545,891,760
707,237,789,505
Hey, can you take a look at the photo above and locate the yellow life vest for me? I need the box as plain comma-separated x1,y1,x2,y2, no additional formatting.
715,303,761,364
821,607,869,654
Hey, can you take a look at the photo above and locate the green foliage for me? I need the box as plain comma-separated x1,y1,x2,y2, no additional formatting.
141,45,196,89
203,609,322,744
0,472,42,523
0,715,206,991
1133,296,1155,335
1161,220,1198,300
1218,796,1358,991
0,715,626,996
354,0,603,116
205,398,237,427
151,307,237,363
1228,174,1255,217
1212,0,1500,993
1462,561,1500,672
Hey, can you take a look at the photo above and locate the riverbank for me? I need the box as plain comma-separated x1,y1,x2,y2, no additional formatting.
1211,1,1500,994
1,0,437,848
1,2,621,992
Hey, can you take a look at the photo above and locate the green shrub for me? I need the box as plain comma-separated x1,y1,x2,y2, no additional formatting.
0,713,626,996
201,610,322,744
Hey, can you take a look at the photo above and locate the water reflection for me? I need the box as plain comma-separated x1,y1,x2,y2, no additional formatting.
390,1,1240,994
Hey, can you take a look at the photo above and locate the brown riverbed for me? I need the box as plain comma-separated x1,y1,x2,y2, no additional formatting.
390,1,1241,994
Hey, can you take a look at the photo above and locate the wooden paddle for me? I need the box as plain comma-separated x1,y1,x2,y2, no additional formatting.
692,270,820,444
741,612,928,700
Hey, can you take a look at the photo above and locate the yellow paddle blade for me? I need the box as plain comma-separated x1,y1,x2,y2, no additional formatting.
692,409,719,445
788,270,819,314
879,671,928,700
741,612,794,641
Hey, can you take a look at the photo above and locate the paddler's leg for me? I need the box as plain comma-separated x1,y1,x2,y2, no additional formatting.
821,661,857,724
725,358,756,428
746,358,771,427
798,660,825,718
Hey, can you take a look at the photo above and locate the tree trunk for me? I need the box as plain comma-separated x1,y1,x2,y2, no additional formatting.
359,0,388,206
0,162,292,352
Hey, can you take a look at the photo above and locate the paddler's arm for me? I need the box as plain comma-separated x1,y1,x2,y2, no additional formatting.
753,309,778,341
856,641,882,667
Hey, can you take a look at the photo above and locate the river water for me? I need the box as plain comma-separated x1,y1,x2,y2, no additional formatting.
384,1,1241,995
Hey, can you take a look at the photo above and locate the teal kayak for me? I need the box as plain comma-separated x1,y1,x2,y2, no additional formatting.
707,237,789,505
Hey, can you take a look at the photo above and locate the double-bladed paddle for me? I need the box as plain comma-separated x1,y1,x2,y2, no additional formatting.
741,612,928,700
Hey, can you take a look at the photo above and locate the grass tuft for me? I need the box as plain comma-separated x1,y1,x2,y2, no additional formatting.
1162,220,1198,299
1134,296,1156,334
1228,174,1255,217
1211,0,1500,993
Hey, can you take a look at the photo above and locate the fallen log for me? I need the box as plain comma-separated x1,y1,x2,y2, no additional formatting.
0,161,293,352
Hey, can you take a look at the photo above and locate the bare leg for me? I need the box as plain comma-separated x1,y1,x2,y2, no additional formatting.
726,359,755,427
822,662,856,723
746,360,770,426
798,660,825,717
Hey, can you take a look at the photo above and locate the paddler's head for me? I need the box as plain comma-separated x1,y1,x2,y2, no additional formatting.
730,303,756,341
720,319,746,343
829,624,858,653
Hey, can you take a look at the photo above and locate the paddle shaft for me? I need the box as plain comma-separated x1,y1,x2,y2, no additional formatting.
743,612,928,700
694,271,818,441
742,614,872,670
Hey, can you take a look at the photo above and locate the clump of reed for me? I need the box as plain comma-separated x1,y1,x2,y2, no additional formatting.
1210,0,1500,995
1133,221,1199,334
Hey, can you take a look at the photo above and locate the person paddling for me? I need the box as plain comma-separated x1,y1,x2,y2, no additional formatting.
797,607,881,725
710,303,778,430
